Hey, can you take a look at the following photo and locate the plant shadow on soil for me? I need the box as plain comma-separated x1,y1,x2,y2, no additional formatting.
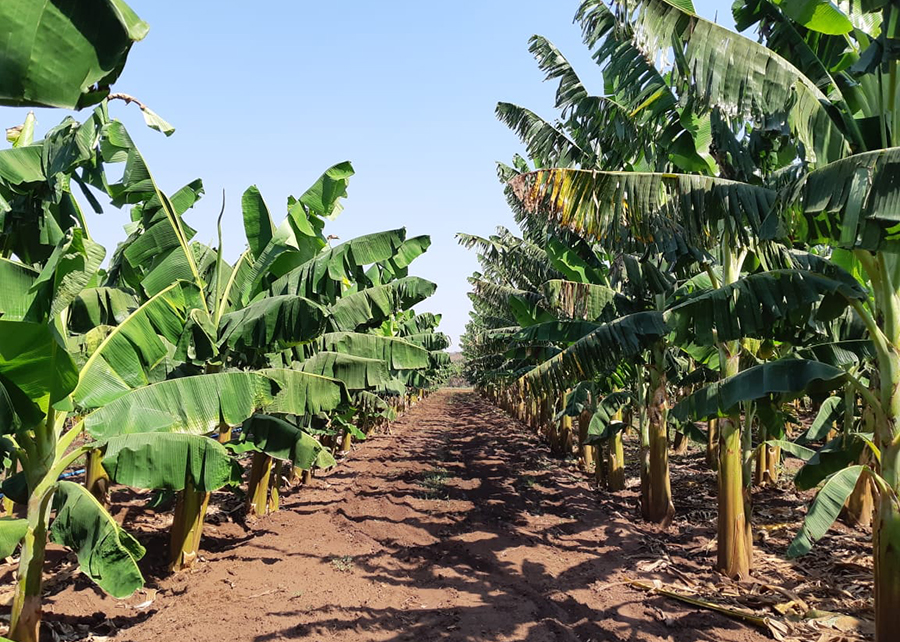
26,390,870,642
234,392,761,642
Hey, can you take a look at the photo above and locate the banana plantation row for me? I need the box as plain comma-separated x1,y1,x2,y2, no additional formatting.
461,2,900,641
0,4,452,642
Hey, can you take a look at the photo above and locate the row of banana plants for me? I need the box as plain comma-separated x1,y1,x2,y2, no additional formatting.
0,5,450,642
462,1,900,639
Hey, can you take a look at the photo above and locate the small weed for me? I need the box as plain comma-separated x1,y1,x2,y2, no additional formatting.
330,555,354,572
419,467,450,499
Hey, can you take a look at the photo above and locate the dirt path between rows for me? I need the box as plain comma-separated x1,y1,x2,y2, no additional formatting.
45,390,767,642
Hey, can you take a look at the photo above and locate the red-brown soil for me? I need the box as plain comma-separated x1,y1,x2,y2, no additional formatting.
5,390,872,641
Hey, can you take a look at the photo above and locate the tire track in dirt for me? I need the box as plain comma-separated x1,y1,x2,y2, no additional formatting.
43,390,768,642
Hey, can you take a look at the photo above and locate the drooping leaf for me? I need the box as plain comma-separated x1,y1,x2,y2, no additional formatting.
541,279,626,321
103,433,242,492
625,0,849,164
139,106,175,136
766,147,900,252
352,390,389,417
496,101,588,169
318,332,430,370
241,414,324,470
218,295,328,353
514,320,601,345
521,312,667,394
298,352,389,391
667,269,867,346
50,481,144,598
510,169,776,258
315,447,337,469
671,360,846,422
787,466,866,557
82,372,276,440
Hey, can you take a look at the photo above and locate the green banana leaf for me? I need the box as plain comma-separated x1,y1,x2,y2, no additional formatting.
0,517,27,557
329,277,437,332
787,466,866,558
103,433,242,492
298,161,354,220
73,282,207,409
587,391,634,443
319,332,430,370
666,269,867,346
397,312,441,336
258,368,349,415
799,395,845,443
795,433,868,490
557,381,595,418
0,258,42,322
218,294,328,353
50,481,144,598
34,230,106,320
0,0,148,109
83,370,348,439
401,332,451,351
239,414,324,470
520,312,667,393
380,234,432,280
299,353,389,391
267,228,408,303
82,371,275,439
671,359,846,422
0,320,79,418
241,186,275,261
69,287,139,332
766,439,816,462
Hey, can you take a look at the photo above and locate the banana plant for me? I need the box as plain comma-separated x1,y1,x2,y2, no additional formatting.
0,105,153,641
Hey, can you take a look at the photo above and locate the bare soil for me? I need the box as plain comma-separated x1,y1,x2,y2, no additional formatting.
4,390,873,641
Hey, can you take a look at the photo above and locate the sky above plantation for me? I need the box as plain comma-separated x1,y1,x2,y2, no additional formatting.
0,0,735,349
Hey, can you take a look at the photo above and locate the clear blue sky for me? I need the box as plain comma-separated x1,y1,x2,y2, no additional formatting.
1,1,735,349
